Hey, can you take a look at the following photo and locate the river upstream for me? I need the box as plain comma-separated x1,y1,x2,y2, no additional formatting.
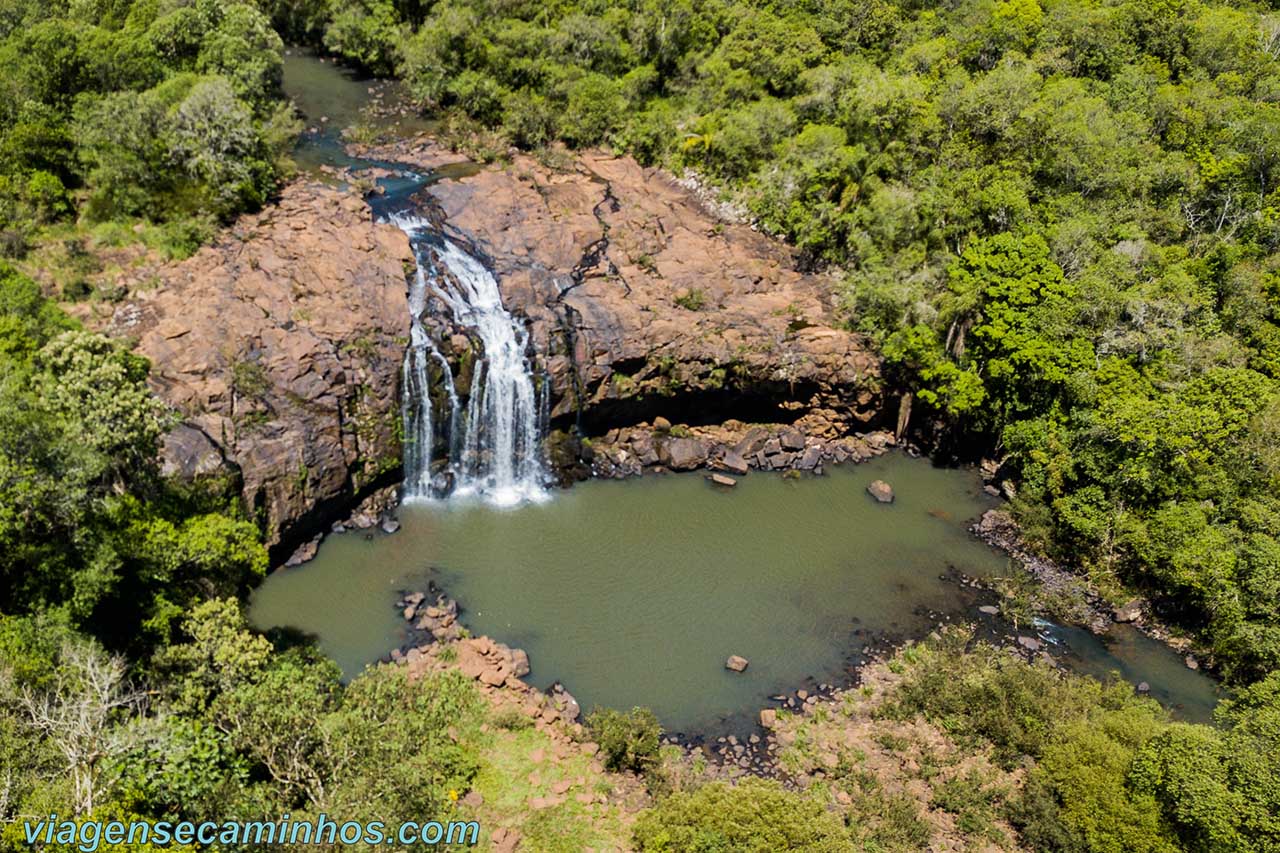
249,51,1224,736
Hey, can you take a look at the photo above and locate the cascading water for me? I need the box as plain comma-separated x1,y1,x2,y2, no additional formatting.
389,213,547,506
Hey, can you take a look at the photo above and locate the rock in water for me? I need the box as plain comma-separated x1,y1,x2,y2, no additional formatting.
867,480,895,503
380,517,401,535
708,473,737,487
759,708,777,728
725,655,750,672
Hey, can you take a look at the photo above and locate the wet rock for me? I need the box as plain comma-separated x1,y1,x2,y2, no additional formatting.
708,473,737,487
797,445,823,470
368,141,884,473
725,655,750,672
380,517,401,535
1137,682,1151,694
548,682,581,722
509,648,531,678
867,480,895,503
1185,655,1200,671
759,708,776,728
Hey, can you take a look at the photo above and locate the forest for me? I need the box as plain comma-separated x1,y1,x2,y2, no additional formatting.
2,0,1280,850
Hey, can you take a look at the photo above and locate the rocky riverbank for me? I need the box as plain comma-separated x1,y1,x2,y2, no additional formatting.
972,505,1208,671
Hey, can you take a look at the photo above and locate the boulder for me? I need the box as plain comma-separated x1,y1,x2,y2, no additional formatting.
380,517,401,535
1017,636,1042,652
1113,599,1144,623
719,449,750,475
1137,682,1151,694
977,605,1000,616
659,437,709,470
708,473,737,487
866,480,895,503
780,429,806,451
1185,655,1199,671
284,537,320,567
725,655,750,672
759,708,777,728
652,416,672,431
509,648,531,678
797,445,823,470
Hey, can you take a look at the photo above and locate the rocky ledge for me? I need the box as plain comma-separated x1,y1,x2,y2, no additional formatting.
364,139,885,476
99,183,414,558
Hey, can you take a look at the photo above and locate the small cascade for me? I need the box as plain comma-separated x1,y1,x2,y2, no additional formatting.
389,213,547,505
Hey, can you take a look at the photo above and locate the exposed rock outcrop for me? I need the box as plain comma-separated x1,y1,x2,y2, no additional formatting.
366,140,883,453
102,183,414,557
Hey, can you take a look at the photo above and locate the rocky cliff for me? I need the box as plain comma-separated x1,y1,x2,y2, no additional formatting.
103,183,413,556
370,140,883,469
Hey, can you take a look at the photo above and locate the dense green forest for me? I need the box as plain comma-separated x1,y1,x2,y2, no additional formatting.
3,0,1280,850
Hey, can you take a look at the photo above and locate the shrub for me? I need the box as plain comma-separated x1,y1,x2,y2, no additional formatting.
633,778,852,851
586,706,661,774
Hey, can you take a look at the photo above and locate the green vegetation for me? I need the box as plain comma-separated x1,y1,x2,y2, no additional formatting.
5,1,1280,850
586,705,662,774
0,0,299,264
634,777,853,852
889,632,1280,853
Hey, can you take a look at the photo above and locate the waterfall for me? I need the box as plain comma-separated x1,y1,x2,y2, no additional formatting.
389,213,547,505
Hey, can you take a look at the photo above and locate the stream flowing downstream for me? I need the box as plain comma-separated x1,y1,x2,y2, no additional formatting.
250,51,1227,735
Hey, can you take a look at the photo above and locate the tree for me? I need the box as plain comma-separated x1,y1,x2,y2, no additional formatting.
6,639,144,816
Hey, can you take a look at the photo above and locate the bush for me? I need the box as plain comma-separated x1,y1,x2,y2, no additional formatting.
586,706,661,774
633,778,853,851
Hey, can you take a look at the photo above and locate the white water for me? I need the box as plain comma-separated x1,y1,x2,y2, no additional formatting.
389,214,546,505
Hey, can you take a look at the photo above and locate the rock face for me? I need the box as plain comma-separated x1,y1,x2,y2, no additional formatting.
367,140,882,452
103,183,414,557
